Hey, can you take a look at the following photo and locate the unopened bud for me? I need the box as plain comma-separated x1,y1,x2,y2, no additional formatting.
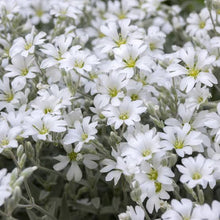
18,154,27,168
25,141,35,159
17,145,24,159
21,166,37,178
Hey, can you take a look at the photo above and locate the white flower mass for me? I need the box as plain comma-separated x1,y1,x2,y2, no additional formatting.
0,0,220,219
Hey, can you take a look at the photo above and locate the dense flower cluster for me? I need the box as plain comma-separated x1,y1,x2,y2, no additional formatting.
0,0,220,219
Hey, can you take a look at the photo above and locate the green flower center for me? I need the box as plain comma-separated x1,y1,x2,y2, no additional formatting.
174,140,184,149
124,57,136,68
36,9,43,17
98,31,105,38
1,139,9,146
6,93,14,102
148,168,158,180
198,96,203,103
199,21,206,29
108,88,118,97
142,149,151,157
117,12,126,19
131,94,138,101
99,114,105,119
89,73,98,80
119,113,129,120
38,124,48,135
154,181,162,193
115,34,127,47
56,51,63,61
81,133,88,141
44,108,52,114
188,68,200,78
21,68,29,76
74,60,84,68
192,172,202,180
68,151,77,161
25,43,32,50
149,43,156,51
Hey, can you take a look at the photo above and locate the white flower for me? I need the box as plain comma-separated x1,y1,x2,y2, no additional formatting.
60,46,99,75
145,26,166,57
185,83,211,109
177,154,216,189
167,47,217,92
0,77,22,111
40,35,72,69
161,123,203,157
98,19,143,53
122,128,164,163
162,199,196,220
192,201,220,220
101,154,139,185
204,103,220,143
90,94,109,121
5,55,39,90
0,121,20,153
145,182,173,214
10,26,46,58
0,168,12,206
53,145,83,182
30,0,51,25
113,43,154,78
53,145,99,182
118,206,145,220
97,71,128,106
102,96,146,129
23,113,66,141
186,8,212,38
50,1,82,20
63,116,97,152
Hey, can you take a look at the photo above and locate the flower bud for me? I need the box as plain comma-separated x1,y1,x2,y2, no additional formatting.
18,154,27,168
17,145,24,159
25,141,35,159
21,166,37,178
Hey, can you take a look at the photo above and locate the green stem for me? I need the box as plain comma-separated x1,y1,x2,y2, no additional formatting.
21,196,57,220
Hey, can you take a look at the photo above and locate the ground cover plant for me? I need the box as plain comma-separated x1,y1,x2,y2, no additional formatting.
0,0,220,219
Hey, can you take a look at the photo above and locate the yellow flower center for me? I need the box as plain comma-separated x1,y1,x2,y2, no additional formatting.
89,73,98,80
124,57,136,68
174,140,184,149
36,9,43,17
154,181,162,193
149,43,156,51
6,93,14,102
39,124,48,135
142,149,151,157
81,133,88,141
21,68,29,76
148,168,158,180
198,96,203,103
199,21,206,29
192,172,202,180
44,108,52,114
117,12,126,19
25,43,32,50
115,34,127,47
68,151,77,161
1,139,9,146
74,60,84,68
188,68,200,78
99,114,105,119
108,88,118,97
131,94,138,101
119,113,129,120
